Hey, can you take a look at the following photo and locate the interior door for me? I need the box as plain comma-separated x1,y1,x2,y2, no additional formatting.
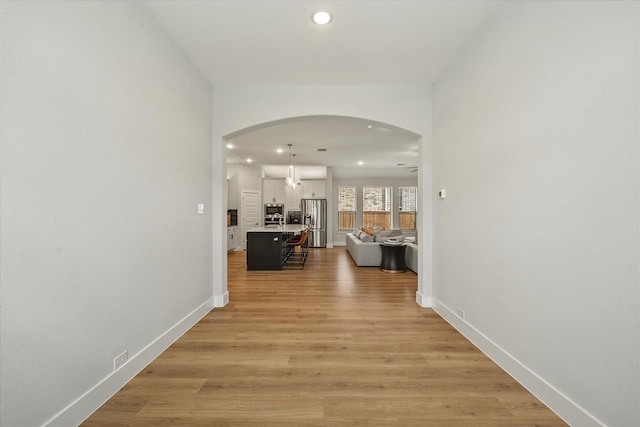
241,190,261,250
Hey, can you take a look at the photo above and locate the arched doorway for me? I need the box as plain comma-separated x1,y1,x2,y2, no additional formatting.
210,86,433,309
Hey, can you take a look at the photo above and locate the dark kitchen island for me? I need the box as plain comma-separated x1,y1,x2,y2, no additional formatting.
246,224,307,270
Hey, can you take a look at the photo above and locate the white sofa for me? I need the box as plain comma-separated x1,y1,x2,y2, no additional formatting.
346,232,383,266
405,242,418,273
345,231,418,273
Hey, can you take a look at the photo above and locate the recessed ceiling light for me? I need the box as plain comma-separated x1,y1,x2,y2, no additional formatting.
226,143,234,149
358,161,364,166
312,10,332,25
246,158,252,163
276,148,283,153
367,125,373,129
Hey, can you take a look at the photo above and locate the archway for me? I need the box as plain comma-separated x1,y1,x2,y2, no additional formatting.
225,114,420,247
210,86,433,309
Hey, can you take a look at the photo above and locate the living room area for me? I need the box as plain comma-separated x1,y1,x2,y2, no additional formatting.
335,181,419,273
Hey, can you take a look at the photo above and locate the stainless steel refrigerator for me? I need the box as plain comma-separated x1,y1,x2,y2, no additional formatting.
301,199,327,248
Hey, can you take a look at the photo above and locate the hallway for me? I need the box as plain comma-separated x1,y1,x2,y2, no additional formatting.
84,248,565,426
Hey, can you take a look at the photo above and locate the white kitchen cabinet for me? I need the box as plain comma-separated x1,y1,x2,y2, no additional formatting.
301,180,326,199
285,182,302,211
227,226,237,252
263,178,286,204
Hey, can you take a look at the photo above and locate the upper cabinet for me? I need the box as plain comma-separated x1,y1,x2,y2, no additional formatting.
263,178,286,204
264,178,326,208
301,180,326,199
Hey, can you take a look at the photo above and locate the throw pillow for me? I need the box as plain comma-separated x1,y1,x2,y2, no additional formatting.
360,233,374,242
374,230,393,242
389,228,403,237
375,228,403,243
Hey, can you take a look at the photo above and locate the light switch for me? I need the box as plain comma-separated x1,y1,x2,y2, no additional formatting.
197,203,205,214
438,189,447,199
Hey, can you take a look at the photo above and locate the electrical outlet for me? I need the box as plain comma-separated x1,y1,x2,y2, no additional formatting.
456,308,465,320
113,351,128,370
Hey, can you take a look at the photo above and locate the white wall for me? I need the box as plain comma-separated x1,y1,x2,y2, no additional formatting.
432,2,639,426
227,164,240,209
239,164,264,193
332,177,418,244
0,2,213,426
211,85,433,307
226,163,262,210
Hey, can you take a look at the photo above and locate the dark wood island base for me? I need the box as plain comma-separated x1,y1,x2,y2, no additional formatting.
246,225,307,270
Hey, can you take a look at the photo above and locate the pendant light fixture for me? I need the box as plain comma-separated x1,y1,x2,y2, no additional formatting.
292,153,297,186
286,144,296,189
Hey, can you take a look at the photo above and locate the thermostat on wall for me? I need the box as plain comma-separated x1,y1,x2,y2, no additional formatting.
438,189,447,199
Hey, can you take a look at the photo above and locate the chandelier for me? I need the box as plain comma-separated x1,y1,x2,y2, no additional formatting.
286,144,297,189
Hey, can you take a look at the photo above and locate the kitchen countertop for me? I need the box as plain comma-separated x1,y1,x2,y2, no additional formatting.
247,224,307,233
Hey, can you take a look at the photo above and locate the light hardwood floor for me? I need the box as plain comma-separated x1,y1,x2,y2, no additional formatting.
83,248,566,426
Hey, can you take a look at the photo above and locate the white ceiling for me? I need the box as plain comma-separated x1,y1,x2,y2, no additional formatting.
225,115,421,179
143,0,498,177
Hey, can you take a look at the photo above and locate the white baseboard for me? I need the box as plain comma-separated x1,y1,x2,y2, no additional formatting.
214,291,229,307
333,241,346,247
326,243,334,248
432,299,604,427
43,298,214,427
415,291,432,307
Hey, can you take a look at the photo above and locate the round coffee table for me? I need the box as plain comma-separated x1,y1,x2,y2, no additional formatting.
379,242,407,273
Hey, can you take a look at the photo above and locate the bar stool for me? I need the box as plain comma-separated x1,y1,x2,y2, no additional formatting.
285,229,309,269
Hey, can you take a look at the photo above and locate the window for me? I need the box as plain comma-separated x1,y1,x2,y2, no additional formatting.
338,186,356,230
363,186,392,229
398,186,417,230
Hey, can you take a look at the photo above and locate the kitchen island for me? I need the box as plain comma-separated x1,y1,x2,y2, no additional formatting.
246,224,307,270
